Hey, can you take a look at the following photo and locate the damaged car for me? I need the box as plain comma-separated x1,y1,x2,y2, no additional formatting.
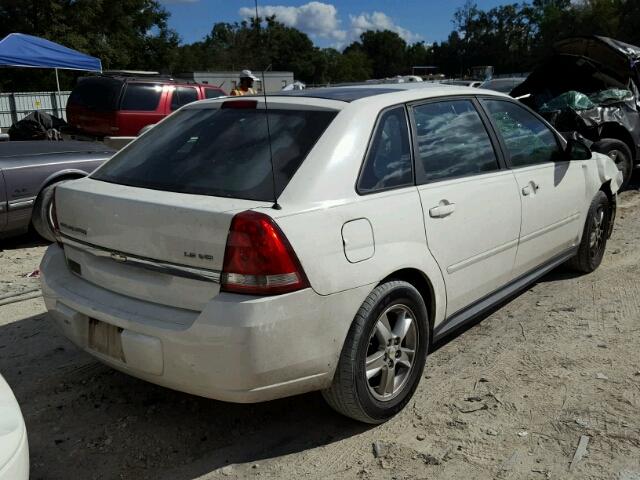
41,85,622,423
512,35,640,187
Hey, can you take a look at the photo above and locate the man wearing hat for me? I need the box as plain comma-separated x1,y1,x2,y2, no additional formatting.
231,70,259,96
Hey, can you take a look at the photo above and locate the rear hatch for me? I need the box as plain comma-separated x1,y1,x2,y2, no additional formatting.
67,77,123,136
56,99,338,312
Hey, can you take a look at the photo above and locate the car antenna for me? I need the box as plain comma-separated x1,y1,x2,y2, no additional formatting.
254,0,281,210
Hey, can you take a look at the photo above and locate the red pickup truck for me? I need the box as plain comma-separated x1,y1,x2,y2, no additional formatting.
66,75,226,137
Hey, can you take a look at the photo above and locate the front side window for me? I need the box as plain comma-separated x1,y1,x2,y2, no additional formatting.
482,99,561,167
171,87,199,110
120,84,162,111
412,100,499,183
204,88,224,99
358,106,413,193
92,106,337,201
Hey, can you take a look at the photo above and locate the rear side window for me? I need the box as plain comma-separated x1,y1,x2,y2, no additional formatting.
171,87,199,110
68,77,122,111
482,99,561,167
204,88,224,99
412,100,499,183
92,106,337,201
358,106,413,193
120,84,162,111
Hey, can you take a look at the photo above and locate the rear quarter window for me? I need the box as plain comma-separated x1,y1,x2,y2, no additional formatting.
120,84,163,111
92,105,337,201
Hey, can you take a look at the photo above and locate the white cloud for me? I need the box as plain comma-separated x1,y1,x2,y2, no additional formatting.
238,2,421,48
349,11,422,44
239,2,347,42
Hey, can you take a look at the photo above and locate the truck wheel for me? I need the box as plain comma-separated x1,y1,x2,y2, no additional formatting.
567,191,610,273
32,181,66,242
592,138,633,189
322,281,429,423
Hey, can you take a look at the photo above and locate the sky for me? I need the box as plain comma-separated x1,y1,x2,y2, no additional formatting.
160,0,509,48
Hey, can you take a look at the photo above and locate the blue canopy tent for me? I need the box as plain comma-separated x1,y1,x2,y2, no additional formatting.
0,33,102,117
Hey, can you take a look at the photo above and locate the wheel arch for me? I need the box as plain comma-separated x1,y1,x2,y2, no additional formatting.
598,180,617,238
597,123,637,163
31,170,88,229
381,268,436,335
37,169,88,196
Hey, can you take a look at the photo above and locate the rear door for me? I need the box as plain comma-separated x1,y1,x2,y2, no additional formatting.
480,99,585,277
410,98,521,316
116,83,165,136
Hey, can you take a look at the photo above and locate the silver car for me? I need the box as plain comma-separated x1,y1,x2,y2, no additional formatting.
0,141,113,241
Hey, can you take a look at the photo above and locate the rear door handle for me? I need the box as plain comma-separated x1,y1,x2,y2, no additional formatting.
429,201,456,218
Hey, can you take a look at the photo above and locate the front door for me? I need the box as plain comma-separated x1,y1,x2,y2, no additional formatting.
410,99,522,316
480,99,585,276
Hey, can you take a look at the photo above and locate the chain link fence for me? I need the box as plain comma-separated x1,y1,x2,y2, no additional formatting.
0,91,70,130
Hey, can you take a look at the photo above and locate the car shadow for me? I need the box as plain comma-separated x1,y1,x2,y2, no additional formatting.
625,167,640,191
430,264,578,353
0,231,49,251
0,312,370,480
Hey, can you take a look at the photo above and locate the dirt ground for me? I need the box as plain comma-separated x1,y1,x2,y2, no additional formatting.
1,180,640,480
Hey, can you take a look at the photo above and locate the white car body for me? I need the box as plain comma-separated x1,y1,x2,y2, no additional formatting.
40,84,622,408
0,375,29,480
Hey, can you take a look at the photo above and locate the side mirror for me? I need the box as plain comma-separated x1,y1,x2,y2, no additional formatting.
563,131,592,160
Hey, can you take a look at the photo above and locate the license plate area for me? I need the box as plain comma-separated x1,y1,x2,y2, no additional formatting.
88,318,125,362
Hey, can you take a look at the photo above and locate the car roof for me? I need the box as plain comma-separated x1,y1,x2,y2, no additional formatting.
269,82,504,103
80,75,221,88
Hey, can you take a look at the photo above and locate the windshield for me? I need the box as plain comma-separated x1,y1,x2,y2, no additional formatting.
92,106,337,201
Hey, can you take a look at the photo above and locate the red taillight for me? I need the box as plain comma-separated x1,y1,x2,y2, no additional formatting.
221,211,309,295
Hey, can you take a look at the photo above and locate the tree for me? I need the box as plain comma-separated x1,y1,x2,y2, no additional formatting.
0,0,179,91
346,30,407,78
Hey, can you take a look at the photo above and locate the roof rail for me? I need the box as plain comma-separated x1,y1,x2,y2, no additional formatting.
88,72,202,85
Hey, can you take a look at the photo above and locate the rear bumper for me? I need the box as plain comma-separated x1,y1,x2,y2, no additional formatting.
0,429,28,480
40,245,370,403
0,375,29,480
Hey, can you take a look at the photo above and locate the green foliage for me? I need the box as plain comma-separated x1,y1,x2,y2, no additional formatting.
2,0,640,91
0,0,178,91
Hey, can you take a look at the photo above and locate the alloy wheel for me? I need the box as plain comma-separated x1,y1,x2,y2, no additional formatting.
589,205,606,259
365,304,418,401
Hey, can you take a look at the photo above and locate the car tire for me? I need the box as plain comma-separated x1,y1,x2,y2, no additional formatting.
567,191,611,274
322,280,429,423
32,181,65,242
592,138,634,189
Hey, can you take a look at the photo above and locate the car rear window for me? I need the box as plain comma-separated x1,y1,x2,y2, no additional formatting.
120,84,163,111
68,77,123,111
92,105,337,201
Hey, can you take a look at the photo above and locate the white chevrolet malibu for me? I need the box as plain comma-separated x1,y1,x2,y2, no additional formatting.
40,85,622,423
0,374,29,479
